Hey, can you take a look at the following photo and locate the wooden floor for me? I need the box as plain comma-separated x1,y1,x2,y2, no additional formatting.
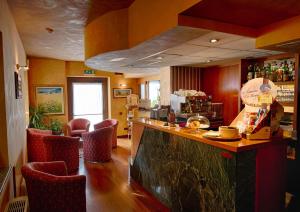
78,138,168,212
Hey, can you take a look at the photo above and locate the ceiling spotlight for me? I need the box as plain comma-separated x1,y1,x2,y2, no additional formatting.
209,38,219,43
110,57,126,62
156,56,163,60
206,60,212,63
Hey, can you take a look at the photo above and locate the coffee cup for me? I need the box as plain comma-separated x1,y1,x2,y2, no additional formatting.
219,126,239,138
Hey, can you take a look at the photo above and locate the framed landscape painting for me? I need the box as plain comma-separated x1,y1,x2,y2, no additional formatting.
35,86,64,114
113,88,132,98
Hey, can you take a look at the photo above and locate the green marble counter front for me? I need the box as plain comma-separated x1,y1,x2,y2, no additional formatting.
130,119,286,211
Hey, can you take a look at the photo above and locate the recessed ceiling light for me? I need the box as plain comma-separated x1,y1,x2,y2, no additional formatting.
209,38,219,43
110,57,126,62
206,60,212,63
156,56,163,60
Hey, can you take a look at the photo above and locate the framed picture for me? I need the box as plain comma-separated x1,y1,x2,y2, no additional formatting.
14,72,22,99
35,86,64,114
113,88,132,98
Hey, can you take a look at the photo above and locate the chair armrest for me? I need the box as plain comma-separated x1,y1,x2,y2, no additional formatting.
30,161,68,176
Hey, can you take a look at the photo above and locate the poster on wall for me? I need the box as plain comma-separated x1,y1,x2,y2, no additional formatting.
35,86,64,114
113,88,132,98
14,72,22,99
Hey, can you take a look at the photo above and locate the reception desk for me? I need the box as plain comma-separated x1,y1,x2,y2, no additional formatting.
130,118,286,212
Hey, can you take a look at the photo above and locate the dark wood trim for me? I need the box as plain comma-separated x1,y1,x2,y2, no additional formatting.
294,54,299,137
67,77,108,121
117,135,128,138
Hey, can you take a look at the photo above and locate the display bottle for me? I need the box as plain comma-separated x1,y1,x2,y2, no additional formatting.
247,64,254,81
283,60,290,82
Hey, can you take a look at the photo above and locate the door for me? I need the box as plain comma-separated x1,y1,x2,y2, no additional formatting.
67,77,108,130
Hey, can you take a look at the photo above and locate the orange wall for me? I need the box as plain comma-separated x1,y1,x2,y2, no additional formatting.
28,57,138,136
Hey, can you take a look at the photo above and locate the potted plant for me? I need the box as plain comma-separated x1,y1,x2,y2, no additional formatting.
29,106,47,129
49,119,63,135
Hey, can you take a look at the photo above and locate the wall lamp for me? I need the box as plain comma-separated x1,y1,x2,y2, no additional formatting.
16,64,29,71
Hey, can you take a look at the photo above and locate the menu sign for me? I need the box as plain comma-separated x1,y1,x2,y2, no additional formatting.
241,78,278,107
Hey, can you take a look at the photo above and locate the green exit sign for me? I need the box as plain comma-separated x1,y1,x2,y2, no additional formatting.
84,70,95,75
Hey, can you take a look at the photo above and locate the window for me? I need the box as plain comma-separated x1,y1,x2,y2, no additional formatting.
149,80,160,107
140,83,145,99
72,83,103,130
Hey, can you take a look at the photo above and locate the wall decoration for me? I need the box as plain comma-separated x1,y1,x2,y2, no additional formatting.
113,88,132,98
14,71,22,99
35,86,64,114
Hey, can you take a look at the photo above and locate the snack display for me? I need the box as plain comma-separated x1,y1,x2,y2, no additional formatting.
186,115,210,129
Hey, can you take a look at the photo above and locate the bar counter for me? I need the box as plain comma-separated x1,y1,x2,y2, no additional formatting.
130,118,286,212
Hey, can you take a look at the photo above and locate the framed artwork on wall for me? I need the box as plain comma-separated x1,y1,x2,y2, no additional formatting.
14,71,22,99
113,88,132,98
35,86,64,114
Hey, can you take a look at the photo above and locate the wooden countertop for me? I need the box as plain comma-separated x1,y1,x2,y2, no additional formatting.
132,118,285,152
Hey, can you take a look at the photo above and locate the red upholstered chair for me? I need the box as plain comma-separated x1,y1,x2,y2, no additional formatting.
21,161,86,212
43,136,80,173
67,118,90,137
94,119,118,148
27,128,52,162
82,127,113,162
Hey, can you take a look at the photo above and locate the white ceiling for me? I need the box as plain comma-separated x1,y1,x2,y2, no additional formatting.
87,30,282,77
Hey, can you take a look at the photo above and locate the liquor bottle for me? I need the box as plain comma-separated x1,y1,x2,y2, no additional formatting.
254,63,261,78
283,60,290,82
247,64,254,81
289,60,295,81
277,62,283,82
264,63,271,80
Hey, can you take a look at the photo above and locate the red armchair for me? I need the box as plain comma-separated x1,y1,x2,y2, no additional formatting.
21,161,86,212
94,119,118,148
82,127,113,162
43,136,80,173
67,118,90,137
27,128,52,162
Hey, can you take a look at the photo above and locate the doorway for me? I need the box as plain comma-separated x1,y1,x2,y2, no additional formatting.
67,77,108,130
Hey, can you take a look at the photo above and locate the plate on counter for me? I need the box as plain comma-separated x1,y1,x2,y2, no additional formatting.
202,131,242,141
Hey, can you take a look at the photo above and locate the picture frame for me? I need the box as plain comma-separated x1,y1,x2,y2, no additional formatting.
113,88,132,98
14,72,22,99
35,86,64,115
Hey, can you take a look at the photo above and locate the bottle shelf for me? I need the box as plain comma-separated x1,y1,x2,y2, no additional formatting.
274,81,295,86
278,102,294,107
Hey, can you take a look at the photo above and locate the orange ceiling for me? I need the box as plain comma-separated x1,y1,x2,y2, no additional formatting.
181,0,300,28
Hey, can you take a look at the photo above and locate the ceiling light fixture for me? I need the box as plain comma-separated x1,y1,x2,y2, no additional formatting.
156,56,163,60
110,57,126,62
119,84,127,87
209,38,219,43
206,60,212,63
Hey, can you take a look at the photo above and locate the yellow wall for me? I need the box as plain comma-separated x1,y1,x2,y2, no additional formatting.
0,0,28,202
256,15,300,49
28,58,138,136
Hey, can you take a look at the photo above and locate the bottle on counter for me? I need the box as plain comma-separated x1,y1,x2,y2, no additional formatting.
168,109,176,125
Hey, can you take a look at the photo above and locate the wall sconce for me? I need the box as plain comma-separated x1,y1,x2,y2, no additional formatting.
16,64,29,71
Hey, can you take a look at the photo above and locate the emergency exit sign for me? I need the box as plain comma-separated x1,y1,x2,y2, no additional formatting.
84,70,95,75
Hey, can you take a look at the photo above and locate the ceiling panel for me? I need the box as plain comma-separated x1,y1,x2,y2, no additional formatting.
218,38,256,50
